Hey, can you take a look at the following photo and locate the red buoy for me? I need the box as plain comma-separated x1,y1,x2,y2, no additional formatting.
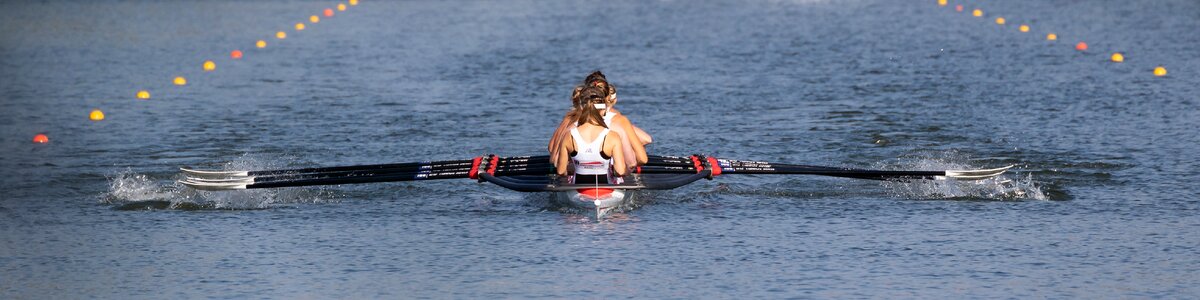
33,134,49,143
231,50,243,59
1075,42,1088,51
324,8,334,17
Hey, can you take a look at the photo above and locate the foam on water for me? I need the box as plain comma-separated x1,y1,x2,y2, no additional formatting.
102,156,334,210
877,153,1048,201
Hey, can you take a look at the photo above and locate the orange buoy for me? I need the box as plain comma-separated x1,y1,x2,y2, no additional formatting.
231,50,243,59
310,15,319,23
337,4,346,11
937,0,947,6
324,8,334,17
136,90,150,99
33,134,49,144
1047,33,1057,41
90,109,105,121
256,40,267,48
174,76,187,86
1154,66,1167,77
972,9,983,17
1075,42,1088,51
955,5,963,12
1111,53,1124,62
295,23,305,31
276,31,287,39
349,0,358,6
203,60,216,71
1019,25,1029,32
995,17,1006,25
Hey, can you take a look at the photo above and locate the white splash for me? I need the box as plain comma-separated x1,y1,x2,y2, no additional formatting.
877,155,1047,201
103,155,334,210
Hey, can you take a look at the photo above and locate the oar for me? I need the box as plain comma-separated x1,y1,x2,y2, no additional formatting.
185,160,560,185
639,156,1012,181
181,155,552,178
181,165,558,190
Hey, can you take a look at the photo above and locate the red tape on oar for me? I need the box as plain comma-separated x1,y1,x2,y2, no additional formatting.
487,156,499,175
468,157,483,179
706,157,722,176
690,155,704,173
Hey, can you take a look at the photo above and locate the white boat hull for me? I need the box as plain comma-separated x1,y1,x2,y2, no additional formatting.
553,188,635,219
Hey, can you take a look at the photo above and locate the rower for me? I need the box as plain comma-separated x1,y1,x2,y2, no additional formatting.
548,71,650,170
554,86,627,184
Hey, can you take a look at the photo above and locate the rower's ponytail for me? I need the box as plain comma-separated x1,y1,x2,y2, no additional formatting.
574,86,608,128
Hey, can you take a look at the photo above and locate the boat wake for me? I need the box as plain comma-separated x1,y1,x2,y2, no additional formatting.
877,156,1048,201
103,158,334,210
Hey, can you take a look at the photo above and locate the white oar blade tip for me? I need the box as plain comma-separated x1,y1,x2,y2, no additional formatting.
179,179,249,191
943,165,1014,180
183,176,256,184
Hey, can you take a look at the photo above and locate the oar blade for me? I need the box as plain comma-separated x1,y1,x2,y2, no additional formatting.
178,179,249,191
183,177,257,184
942,165,1013,180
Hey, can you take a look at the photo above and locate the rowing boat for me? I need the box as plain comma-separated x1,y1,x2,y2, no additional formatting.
486,173,710,218
179,154,1013,219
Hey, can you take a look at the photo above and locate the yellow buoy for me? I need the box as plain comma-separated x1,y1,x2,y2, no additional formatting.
973,9,983,17
203,60,216,71
1019,25,1029,32
174,76,187,85
1047,33,1057,41
349,0,358,6
937,0,947,6
995,17,1006,25
1111,53,1124,63
89,109,105,121
136,90,150,99
338,4,347,11
1154,66,1167,77
295,23,305,31
277,31,287,39
257,40,267,48
310,15,320,23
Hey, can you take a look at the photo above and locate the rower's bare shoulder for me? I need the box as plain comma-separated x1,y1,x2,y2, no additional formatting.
605,131,624,147
612,114,634,126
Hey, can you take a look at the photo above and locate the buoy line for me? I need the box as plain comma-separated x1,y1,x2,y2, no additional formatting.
34,1,363,144
935,0,1168,78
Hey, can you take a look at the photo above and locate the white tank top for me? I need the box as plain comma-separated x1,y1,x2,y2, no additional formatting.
602,109,615,125
570,127,612,175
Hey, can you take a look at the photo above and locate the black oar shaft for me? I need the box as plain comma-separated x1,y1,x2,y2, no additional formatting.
253,163,557,183
247,166,559,189
248,170,474,189
246,155,550,176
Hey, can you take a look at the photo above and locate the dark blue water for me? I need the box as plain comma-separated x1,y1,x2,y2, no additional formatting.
2,0,1198,298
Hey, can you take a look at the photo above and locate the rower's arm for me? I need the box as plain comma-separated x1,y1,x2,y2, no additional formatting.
548,114,574,157
606,131,627,176
617,117,649,166
632,125,652,145
555,138,572,176
612,108,651,145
